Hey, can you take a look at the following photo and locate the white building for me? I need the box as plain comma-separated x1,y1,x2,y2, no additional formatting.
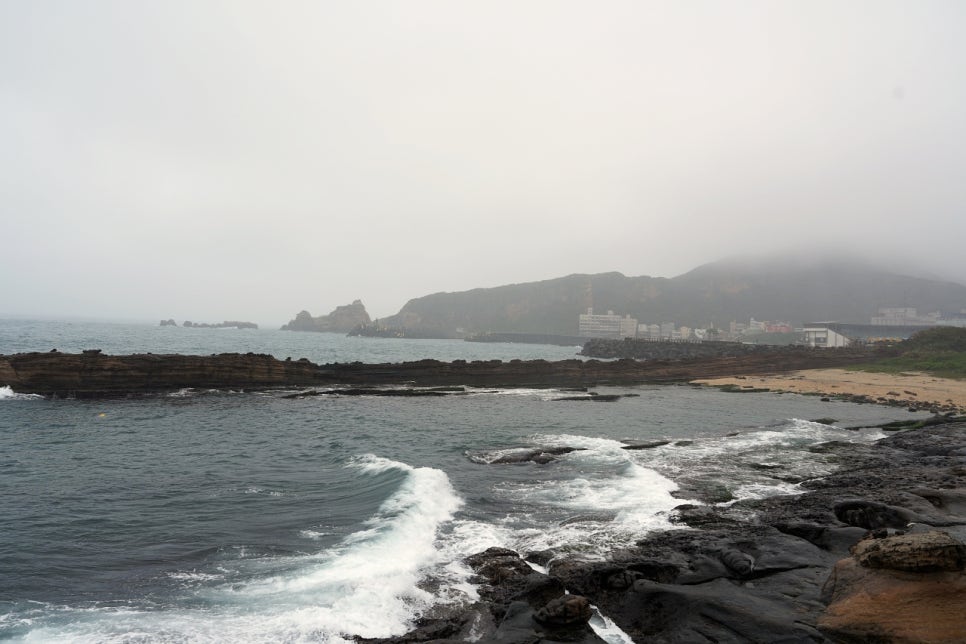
802,324,852,348
578,308,638,339
803,322,933,348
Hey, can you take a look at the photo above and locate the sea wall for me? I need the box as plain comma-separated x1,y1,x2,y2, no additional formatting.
465,333,586,346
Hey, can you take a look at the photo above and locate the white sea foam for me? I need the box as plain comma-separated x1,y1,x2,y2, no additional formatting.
299,529,331,540
20,455,464,643
489,435,680,555
0,386,42,400
589,605,637,644
464,386,564,401
624,418,887,505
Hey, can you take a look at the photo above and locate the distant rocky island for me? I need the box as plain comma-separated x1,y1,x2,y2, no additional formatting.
159,319,257,329
280,300,371,333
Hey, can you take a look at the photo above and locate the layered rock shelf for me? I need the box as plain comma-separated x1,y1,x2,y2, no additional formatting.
2,348,875,398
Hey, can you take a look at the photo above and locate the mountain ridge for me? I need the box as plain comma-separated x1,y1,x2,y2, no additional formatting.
372,257,966,337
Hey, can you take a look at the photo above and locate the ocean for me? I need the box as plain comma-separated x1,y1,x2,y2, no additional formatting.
0,320,926,642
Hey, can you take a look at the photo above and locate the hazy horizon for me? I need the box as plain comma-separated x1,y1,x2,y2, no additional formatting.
3,2,965,325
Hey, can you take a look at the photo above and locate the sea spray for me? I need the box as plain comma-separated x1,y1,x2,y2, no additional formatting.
490,434,680,555
625,418,887,505
0,385,41,400
18,455,464,643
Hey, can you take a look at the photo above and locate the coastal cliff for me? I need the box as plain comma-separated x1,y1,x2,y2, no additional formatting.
1,348,876,398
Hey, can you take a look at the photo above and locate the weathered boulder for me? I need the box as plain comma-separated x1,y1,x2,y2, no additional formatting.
820,532,966,642
533,594,593,626
850,530,966,573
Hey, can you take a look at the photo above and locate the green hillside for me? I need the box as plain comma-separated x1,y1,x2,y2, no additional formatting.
863,327,966,379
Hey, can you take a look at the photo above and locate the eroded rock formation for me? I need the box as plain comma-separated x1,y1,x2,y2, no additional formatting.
281,300,371,332
820,530,966,642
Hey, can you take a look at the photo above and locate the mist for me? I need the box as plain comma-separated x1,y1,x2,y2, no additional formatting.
2,1,965,326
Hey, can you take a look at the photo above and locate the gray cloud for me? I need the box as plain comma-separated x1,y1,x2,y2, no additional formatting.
2,1,964,325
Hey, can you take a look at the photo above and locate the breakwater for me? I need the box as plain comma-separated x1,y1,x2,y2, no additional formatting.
581,337,865,361
465,332,586,346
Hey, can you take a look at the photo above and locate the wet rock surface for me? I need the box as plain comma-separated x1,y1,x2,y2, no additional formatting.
371,422,966,643
546,422,966,643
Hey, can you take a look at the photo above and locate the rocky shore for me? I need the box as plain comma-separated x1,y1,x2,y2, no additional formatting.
5,350,965,641
0,348,874,398
377,421,966,643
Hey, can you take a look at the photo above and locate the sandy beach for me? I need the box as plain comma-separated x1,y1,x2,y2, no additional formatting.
693,368,966,413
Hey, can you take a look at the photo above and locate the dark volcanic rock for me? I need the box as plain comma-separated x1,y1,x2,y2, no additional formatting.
545,422,966,643
0,348,889,398
533,595,593,626
833,499,919,530
621,440,671,450
486,446,586,465
461,547,604,644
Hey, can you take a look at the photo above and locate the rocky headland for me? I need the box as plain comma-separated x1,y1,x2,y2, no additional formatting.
281,299,371,333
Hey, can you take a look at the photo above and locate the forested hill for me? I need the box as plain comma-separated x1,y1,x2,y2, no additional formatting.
374,258,966,337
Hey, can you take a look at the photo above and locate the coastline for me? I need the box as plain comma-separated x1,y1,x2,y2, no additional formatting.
370,419,966,643
693,368,966,414
1,349,872,398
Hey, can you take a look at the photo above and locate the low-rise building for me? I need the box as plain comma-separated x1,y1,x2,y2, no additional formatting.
803,322,933,348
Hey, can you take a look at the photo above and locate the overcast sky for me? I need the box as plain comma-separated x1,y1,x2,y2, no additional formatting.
2,1,964,325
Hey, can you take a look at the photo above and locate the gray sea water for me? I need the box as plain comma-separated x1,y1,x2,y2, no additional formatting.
0,320,926,642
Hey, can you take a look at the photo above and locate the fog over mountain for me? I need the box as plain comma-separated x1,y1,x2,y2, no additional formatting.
2,2,965,325
368,255,966,337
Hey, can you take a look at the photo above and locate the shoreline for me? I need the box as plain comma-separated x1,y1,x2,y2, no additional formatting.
693,368,966,414
1,349,872,398
371,420,966,643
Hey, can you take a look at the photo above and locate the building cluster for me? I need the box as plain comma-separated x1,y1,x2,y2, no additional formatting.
870,307,966,327
804,307,966,348
578,306,966,347
576,308,794,342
